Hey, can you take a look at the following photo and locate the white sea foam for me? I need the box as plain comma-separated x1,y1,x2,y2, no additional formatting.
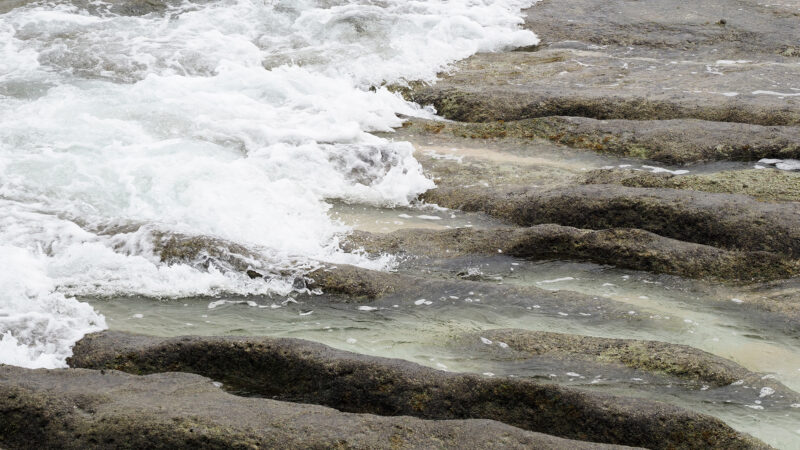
752,90,800,98
757,158,800,171
0,0,539,367
0,245,106,368
641,165,689,175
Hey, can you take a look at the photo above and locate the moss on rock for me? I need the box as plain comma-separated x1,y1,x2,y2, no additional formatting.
1,365,600,449
402,117,800,165
345,225,799,281
582,169,800,202
66,331,769,449
422,184,800,258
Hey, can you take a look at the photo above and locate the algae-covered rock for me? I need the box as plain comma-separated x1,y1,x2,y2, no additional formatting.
423,184,800,258
66,331,769,449
0,365,612,450
402,117,800,165
582,169,800,202
409,50,800,126
345,225,799,281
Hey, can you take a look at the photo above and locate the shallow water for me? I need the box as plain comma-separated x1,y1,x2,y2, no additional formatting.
88,257,800,448
83,215,800,448
329,201,503,233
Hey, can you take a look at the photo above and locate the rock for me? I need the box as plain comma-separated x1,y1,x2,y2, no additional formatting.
409,50,800,126
0,365,612,449
422,184,800,258
153,230,260,272
734,278,800,333
345,225,798,281
306,264,401,300
582,169,800,202
145,231,669,323
100,0,172,16
66,331,768,449
408,0,800,127
401,117,800,165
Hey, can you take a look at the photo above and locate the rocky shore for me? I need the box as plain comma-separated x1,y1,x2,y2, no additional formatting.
2,0,799,448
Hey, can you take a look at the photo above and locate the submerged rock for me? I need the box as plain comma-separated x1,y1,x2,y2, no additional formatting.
457,329,799,404
67,331,769,449
733,278,800,334
306,263,676,329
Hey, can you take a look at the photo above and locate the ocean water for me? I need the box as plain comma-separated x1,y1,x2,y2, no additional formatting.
0,0,538,367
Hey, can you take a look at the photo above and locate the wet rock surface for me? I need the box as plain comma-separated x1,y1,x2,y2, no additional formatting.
423,185,800,257
66,331,768,449
581,169,800,202
346,226,799,281
0,365,618,450
401,117,800,165
408,0,800,127
520,0,800,58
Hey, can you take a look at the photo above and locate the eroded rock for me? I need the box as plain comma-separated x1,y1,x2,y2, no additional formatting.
0,365,611,450
345,225,798,281
409,50,800,126
66,331,768,449
582,169,800,202
423,184,800,258
401,117,800,165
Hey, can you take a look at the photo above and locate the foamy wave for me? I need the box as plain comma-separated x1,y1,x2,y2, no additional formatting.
0,245,106,368
0,0,538,367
